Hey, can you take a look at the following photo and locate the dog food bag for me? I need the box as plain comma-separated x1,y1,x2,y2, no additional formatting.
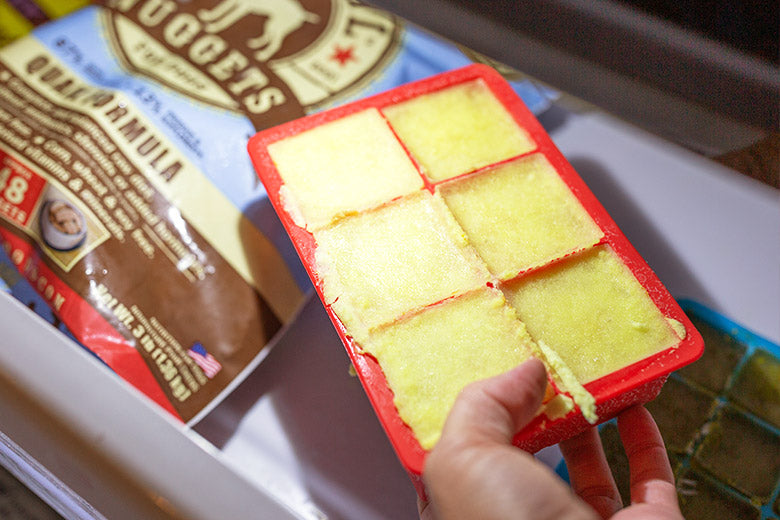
0,0,554,423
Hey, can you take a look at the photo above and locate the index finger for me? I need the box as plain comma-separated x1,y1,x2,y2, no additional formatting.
617,406,679,508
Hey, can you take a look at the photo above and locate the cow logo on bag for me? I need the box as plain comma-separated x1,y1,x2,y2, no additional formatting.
102,0,401,129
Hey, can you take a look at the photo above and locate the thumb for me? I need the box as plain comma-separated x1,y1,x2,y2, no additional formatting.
442,357,548,445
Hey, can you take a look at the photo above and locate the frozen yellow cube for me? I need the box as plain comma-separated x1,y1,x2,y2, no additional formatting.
363,287,536,449
314,191,490,340
439,154,603,279
382,79,535,181
504,246,681,384
268,108,423,229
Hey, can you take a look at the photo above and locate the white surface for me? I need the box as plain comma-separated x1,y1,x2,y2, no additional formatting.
1,102,778,519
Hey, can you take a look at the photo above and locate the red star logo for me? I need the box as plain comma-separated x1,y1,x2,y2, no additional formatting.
330,45,356,66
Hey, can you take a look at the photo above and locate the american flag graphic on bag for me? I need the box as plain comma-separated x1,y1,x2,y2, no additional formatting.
187,342,222,379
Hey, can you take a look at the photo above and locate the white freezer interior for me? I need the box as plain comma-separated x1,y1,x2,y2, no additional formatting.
1,100,778,520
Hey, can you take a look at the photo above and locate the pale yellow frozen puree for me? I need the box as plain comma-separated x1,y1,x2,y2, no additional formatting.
382,79,535,181
268,108,423,229
363,287,536,449
280,82,684,452
504,246,681,384
314,191,490,341
439,153,603,279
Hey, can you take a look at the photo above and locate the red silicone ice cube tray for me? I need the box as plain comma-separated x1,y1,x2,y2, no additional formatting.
247,64,703,494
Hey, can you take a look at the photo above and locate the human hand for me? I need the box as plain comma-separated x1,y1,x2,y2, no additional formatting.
420,358,596,519
419,358,683,520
